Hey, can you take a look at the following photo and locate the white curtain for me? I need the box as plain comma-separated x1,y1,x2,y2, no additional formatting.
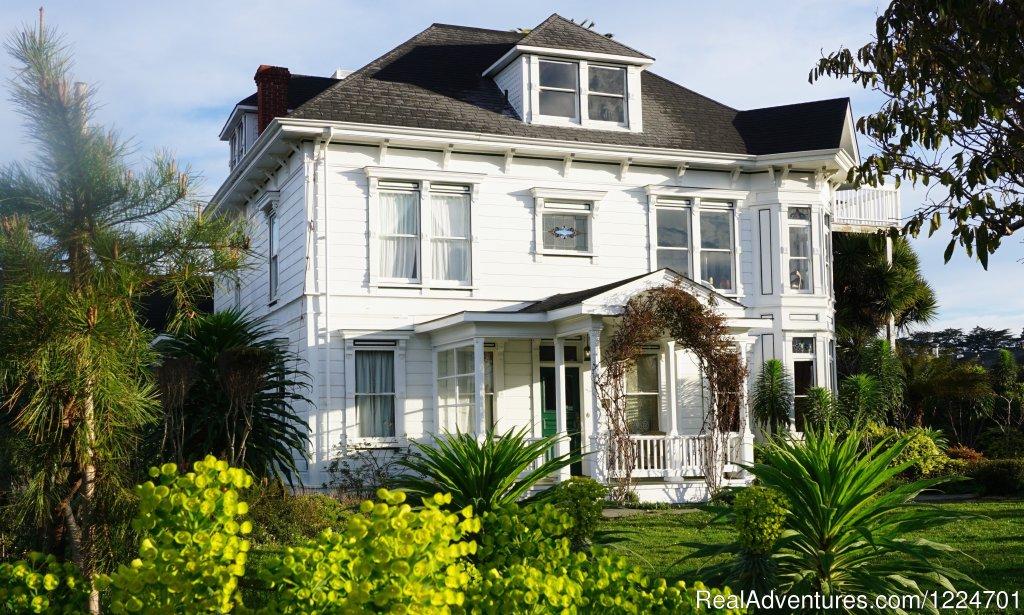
431,193,471,282
356,350,395,437
379,191,419,279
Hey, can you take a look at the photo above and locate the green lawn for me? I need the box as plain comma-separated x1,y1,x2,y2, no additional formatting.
596,498,1024,601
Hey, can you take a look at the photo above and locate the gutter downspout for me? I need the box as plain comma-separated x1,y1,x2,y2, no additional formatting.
317,128,336,476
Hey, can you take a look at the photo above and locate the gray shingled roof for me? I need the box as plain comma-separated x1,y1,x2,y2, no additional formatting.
236,74,339,108
262,16,849,156
517,14,652,60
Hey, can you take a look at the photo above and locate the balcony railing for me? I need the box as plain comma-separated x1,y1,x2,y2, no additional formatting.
608,433,742,479
833,187,901,229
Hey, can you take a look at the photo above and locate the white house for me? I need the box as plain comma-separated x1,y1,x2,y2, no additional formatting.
210,14,899,501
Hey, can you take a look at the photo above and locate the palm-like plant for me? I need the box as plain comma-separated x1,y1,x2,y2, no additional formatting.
751,359,793,434
690,425,975,611
397,427,580,513
152,309,308,484
839,373,883,423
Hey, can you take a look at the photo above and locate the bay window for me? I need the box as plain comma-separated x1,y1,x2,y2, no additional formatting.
437,346,476,432
655,198,691,276
625,353,660,433
355,350,396,438
788,207,813,292
699,207,735,292
538,60,579,118
588,65,626,123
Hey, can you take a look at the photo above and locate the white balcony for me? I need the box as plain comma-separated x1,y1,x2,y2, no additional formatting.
833,187,901,231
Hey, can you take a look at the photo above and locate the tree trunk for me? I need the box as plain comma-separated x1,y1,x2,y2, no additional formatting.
82,389,100,615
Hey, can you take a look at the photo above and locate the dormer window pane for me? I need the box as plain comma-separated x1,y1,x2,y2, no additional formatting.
538,60,578,118
588,65,626,123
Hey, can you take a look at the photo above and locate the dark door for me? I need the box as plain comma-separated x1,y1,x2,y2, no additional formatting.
540,366,583,476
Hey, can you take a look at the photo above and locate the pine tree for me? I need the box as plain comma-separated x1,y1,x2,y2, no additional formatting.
0,24,245,611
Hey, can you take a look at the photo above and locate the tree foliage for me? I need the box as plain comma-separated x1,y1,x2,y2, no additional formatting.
751,360,793,434
813,0,1024,266
151,309,308,485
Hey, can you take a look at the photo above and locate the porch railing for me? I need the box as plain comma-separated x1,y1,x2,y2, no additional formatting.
833,187,901,229
609,433,743,479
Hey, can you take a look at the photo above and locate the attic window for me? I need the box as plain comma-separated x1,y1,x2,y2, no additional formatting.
538,60,579,118
588,65,626,123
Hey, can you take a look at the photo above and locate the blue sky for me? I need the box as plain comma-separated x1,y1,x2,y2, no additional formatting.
1,1,1020,332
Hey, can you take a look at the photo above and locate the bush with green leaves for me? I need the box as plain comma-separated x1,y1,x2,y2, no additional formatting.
751,359,793,433
0,553,88,614
253,490,478,613
246,483,351,546
979,428,1024,459
397,427,580,514
101,456,253,614
547,476,608,551
732,487,787,556
968,459,1024,496
863,423,950,478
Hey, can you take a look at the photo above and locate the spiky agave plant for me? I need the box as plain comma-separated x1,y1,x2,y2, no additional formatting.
758,425,975,612
397,427,581,513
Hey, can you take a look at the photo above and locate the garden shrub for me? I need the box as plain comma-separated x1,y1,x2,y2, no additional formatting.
968,459,1024,495
732,487,787,555
0,553,88,614
863,423,949,477
247,483,351,546
946,444,984,462
254,489,478,613
102,457,253,614
979,428,1024,459
547,476,608,550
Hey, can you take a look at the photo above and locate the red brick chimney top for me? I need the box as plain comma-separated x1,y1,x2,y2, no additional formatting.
254,65,290,134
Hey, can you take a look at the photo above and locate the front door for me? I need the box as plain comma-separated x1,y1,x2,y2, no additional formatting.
540,366,583,476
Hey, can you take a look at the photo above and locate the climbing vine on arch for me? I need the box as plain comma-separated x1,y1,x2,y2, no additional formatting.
594,283,747,501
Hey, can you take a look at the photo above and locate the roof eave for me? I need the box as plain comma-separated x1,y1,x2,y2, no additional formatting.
217,104,257,141
482,44,654,77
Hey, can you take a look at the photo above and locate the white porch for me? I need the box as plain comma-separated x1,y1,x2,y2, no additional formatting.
413,269,768,500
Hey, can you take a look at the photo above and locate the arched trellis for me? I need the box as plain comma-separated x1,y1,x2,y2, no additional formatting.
594,283,747,501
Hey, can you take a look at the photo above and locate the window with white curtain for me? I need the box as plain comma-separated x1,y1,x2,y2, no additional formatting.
698,206,735,292
430,185,472,284
436,346,476,433
267,210,279,299
377,183,420,282
655,198,691,276
355,350,396,438
788,207,813,292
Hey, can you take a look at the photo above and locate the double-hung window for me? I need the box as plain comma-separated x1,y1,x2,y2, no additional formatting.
791,336,816,432
698,205,735,292
588,65,626,124
430,184,472,284
823,213,833,297
355,349,396,438
625,353,660,433
267,210,279,300
542,202,592,254
377,182,421,283
788,207,813,292
436,346,476,433
655,198,691,276
538,60,579,119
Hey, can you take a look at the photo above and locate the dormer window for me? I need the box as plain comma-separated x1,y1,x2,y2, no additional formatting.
588,65,626,123
538,60,579,118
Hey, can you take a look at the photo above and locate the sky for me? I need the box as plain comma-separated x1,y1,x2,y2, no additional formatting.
0,0,1020,333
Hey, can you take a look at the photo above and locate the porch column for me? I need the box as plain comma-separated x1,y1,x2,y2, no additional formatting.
554,336,571,481
474,337,486,441
664,340,680,480
587,320,606,481
737,340,755,472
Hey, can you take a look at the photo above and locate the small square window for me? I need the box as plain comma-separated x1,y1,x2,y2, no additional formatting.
541,202,592,253
792,337,815,354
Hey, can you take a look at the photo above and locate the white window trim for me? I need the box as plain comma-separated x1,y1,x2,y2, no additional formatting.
585,63,629,128
786,206,814,294
344,338,407,447
531,187,606,259
257,191,281,303
625,348,662,434
528,56,642,132
536,58,580,124
784,332,825,432
434,343,478,435
645,187,745,296
649,195,694,279
364,168,484,290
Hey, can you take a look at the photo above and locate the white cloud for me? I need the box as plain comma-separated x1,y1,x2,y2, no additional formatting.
0,0,1018,331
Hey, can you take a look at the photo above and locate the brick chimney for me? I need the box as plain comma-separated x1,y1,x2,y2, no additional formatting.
254,65,290,134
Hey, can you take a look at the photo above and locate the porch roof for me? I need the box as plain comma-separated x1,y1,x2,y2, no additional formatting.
415,269,771,336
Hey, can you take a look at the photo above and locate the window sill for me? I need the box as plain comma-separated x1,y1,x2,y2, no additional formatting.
370,282,476,291
348,437,407,449
537,250,595,258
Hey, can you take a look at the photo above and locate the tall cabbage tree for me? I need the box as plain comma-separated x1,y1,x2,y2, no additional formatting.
152,310,309,485
751,360,793,434
0,23,244,607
